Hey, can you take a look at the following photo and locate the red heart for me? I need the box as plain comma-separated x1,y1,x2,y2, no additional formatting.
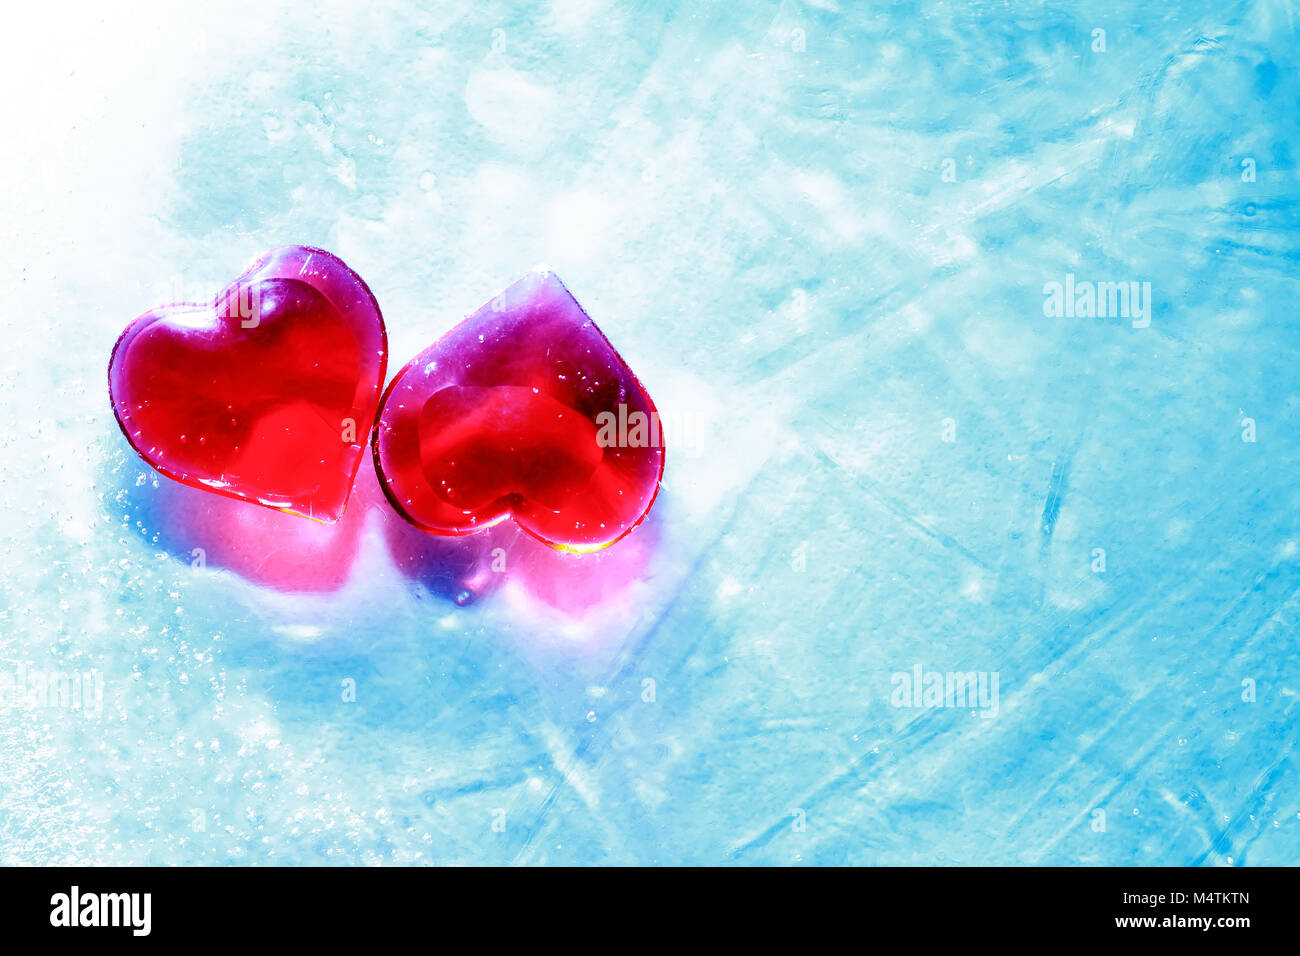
373,271,664,552
109,246,387,522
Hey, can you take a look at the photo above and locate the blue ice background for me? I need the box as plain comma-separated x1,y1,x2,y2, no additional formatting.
1,0,1299,865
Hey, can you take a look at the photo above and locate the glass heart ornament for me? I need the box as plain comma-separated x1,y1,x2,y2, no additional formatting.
108,246,388,522
372,270,664,553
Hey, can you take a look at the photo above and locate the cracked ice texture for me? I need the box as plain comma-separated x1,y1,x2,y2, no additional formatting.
0,0,1297,865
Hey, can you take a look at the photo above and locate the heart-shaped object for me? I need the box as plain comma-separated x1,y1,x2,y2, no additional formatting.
109,246,387,522
373,271,664,552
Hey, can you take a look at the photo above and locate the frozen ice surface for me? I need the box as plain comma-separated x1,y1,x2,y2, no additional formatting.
1,0,1298,865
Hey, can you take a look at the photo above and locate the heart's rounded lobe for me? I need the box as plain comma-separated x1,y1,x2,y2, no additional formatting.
373,271,664,552
109,246,387,522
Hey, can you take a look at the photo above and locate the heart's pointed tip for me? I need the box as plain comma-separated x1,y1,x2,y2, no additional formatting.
280,500,346,525
524,265,571,293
